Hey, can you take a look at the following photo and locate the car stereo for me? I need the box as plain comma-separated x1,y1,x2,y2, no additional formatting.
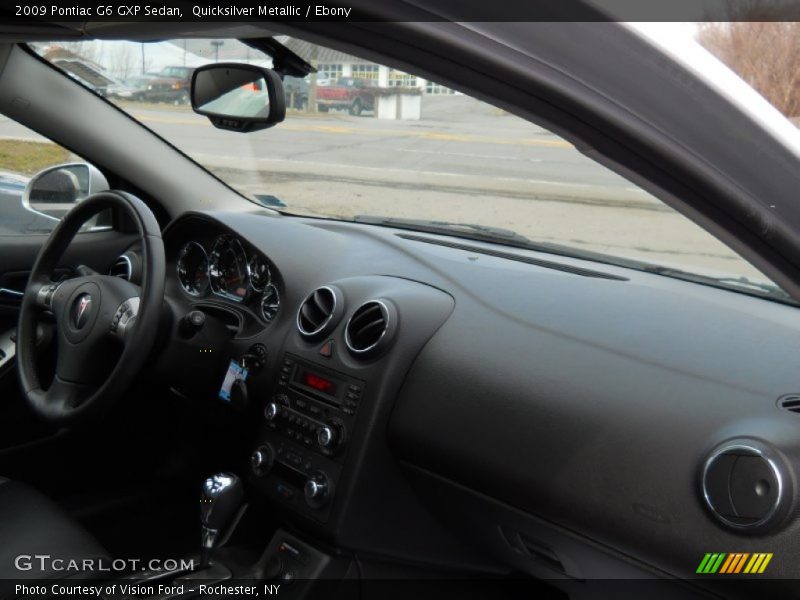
249,353,365,521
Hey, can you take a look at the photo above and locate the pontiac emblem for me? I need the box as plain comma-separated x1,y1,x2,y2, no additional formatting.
72,294,92,329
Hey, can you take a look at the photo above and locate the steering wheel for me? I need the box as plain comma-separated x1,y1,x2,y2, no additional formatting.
16,191,165,425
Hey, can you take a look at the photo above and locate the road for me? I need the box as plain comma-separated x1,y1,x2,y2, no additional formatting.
0,96,764,279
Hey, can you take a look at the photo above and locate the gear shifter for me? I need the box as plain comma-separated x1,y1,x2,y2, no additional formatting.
200,473,244,568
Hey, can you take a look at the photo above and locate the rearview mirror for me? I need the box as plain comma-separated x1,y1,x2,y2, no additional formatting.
191,64,286,132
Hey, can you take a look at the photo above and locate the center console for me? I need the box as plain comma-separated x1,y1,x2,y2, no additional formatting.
249,352,365,522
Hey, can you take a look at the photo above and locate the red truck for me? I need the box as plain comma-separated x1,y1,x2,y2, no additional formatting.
316,77,376,115
144,65,193,105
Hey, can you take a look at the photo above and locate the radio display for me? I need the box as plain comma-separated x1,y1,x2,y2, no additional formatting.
300,370,338,396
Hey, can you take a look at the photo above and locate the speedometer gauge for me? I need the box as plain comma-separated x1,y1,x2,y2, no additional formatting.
209,235,250,301
260,285,280,322
248,255,271,292
177,241,209,296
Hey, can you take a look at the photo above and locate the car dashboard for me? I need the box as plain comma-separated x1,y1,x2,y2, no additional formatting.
139,209,800,597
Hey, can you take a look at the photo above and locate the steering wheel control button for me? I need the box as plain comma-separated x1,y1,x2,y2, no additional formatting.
702,442,789,532
36,282,61,309
111,297,140,340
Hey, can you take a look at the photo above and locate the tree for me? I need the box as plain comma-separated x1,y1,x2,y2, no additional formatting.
698,22,800,117
111,45,136,80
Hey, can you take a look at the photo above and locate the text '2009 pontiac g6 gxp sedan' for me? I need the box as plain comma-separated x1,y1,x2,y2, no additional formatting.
1,2,800,599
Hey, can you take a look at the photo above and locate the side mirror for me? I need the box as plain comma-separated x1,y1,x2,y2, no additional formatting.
23,163,109,221
191,64,286,132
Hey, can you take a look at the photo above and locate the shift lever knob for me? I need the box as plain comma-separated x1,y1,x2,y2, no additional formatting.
200,473,243,567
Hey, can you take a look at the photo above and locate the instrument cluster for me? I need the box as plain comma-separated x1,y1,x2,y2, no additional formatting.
176,234,280,323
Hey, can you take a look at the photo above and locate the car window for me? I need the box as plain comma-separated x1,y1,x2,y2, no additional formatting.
32,38,795,298
0,115,110,236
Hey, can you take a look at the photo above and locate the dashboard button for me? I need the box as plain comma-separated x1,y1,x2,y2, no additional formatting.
304,470,331,508
265,402,279,421
319,340,334,358
317,426,335,448
251,445,275,477
276,484,294,499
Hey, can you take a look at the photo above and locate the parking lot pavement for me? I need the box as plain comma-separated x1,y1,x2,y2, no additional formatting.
0,98,762,279
1,97,651,206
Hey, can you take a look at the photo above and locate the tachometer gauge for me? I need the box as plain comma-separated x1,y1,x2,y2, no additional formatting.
248,255,271,292
209,235,250,301
260,284,280,322
177,241,209,296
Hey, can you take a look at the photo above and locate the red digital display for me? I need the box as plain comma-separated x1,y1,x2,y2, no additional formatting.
302,371,337,395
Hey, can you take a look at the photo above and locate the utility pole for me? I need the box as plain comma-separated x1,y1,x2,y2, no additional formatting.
211,40,224,62
308,45,319,113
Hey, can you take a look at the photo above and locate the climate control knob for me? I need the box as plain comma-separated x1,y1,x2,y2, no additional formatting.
264,402,279,421
251,444,274,477
317,425,336,448
304,471,331,508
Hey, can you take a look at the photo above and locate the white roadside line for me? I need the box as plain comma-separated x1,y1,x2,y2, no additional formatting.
192,153,647,195
395,148,543,162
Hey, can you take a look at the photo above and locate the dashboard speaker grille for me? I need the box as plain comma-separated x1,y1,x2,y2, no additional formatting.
346,301,389,354
297,287,337,337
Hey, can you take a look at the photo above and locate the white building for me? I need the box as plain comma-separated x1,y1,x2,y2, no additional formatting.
277,38,456,95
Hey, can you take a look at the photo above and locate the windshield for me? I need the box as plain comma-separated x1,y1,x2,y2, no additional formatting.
31,34,798,298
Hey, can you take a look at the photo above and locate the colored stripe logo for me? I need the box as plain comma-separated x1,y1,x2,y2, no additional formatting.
696,553,773,574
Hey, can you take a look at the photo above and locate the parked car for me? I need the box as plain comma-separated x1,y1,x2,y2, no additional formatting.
283,75,309,110
316,76,376,115
106,74,157,101
51,58,113,97
144,65,194,104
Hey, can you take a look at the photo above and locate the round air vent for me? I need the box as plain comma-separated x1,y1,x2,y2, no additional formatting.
297,286,341,338
108,254,132,280
702,441,790,533
345,300,396,356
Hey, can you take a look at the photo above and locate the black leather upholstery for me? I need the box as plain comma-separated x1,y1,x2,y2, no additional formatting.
0,477,108,584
